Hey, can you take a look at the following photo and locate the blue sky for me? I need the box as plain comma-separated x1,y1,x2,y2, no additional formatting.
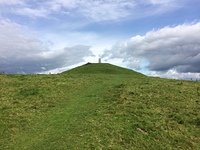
0,0,200,79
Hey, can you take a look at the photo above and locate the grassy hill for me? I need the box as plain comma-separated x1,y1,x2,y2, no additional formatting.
0,63,200,149
62,63,145,76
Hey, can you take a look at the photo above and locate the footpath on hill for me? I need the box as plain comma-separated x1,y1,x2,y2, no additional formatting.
1,70,200,149
1,74,133,149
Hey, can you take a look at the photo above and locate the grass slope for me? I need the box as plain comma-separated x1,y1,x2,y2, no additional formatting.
0,63,200,149
63,63,144,76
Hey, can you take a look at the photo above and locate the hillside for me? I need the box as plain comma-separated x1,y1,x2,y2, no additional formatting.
0,63,200,149
62,63,145,76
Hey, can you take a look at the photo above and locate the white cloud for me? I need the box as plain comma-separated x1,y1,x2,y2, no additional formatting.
0,0,135,21
0,19,44,57
103,22,200,79
0,0,25,5
148,70,200,80
0,19,93,74
41,0,136,21
14,7,50,18
148,0,174,5
0,0,183,22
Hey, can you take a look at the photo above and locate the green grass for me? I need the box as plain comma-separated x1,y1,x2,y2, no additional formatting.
0,63,200,149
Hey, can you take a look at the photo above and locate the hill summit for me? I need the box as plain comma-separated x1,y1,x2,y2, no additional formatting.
62,63,145,76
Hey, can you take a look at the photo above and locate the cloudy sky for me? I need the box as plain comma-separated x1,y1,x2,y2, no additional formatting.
0,0,200,79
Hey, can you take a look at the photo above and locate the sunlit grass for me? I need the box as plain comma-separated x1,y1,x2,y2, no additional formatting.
0,63,200,149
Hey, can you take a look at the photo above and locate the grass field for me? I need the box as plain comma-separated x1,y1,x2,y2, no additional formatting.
0,63,200,149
